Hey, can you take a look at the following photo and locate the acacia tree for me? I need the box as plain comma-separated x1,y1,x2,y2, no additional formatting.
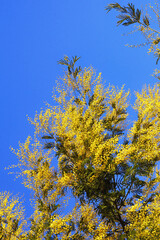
5,55,159,239
1,2,160,240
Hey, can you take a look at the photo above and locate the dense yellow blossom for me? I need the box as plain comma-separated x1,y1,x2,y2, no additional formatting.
0,192,26,239
126,173,160,239
5,54,160,239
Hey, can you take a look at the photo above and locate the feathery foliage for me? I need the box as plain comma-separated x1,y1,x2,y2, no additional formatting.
106,1,160,81
2,2,160,239
5,55,160,239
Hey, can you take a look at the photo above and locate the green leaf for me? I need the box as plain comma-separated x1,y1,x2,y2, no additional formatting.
136,9,141,21
44,142,55,149
106,3,127,14
143,16,150,26
58,55,69,65
42,135,54,139
127,3,135,17
156,55,160,64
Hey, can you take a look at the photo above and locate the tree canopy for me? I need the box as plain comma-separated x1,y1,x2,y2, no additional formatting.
1,2,160,239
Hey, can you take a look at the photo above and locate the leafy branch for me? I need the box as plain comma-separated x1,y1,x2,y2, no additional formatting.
58,55,82,79
106,3,149,27
106,2,160,65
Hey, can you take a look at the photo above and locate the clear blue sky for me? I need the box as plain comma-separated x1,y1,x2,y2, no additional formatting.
0,0,157,218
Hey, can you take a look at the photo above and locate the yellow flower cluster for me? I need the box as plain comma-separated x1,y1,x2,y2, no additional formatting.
6,65,160,239
0,192,26,239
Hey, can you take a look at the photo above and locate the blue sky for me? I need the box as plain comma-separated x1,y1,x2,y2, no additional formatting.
0,0,158,218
